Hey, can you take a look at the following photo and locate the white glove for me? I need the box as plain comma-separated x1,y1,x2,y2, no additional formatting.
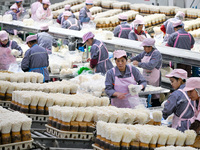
128,84,143,95
11,49,21,57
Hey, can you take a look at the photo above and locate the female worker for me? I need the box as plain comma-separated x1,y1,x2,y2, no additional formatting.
113,14,132,39
21,35,49,82
161,11,185,42
162,69,196,132
35,0,52,21
57,5,75,24
31,0,42,21
130,38,162,106
82,32,113,74
183,77,200,133
128,15,147,42
79,0,94,25
37,24,58,54
62,11,81,30
10,0,24,19
0,30,23,70
105,50,147,108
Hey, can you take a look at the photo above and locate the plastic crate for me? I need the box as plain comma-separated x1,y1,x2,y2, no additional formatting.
0,139,33,150
46,124,93,140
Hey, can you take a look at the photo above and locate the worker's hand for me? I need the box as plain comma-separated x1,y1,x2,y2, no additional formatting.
115,92,128,100
90,17,94,20
133,60,139,66
190,120,200,134
86,58,91,62
11,49,21,57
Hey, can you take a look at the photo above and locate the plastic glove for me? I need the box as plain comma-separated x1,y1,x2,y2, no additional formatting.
189,120,200,133
128,84,143,95
11,49,21,57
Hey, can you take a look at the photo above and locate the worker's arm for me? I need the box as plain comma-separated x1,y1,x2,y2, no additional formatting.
46,8,53,19
138,50,162,70
162,92,179,119
79,8,90,23
190,34,195,49
11,41,23,56
128,31,137,41
21,50,30,72
105,69,116,98
113,26,120,37
57,13,62,24
160,24,166,34
167,33,177,47
130,52,145,62
90,45,99,68
131,66,147,90
36,7,43,20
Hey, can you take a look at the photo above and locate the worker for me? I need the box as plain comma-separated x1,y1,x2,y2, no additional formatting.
82,32,113,74
128,15,147,41
161,11,185,42
113,14,132,39
57,5,75,24
79,0,94,25
31,0,42,21
105,50,147,108
0,30,23,70
162,69,196,132
167,19,195,77
10,0,24,19
37,24,58,54
21,35,49,82
62,11,81,30
35,0,52,22
183,77,200,134
130,38,162,106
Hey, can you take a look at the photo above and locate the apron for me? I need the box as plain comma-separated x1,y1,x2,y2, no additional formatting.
29,67,47,82
66,19,79,29
172,89,196,130
118,25,132,38
0,41,16,70
136,33,146,42
173,32,191,47
111,65,139,108
82,11,92,25
93,41,109,73
141,49,160,99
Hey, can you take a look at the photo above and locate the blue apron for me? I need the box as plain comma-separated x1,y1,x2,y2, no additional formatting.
29,67,46,82
28,44,47,82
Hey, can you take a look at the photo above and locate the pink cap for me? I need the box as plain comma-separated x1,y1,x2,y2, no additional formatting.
176,11,185,19
183,77,200,92
15,0,23,2
10,4,18,10
40,24,49,30
82,32,95,43
65,5,71,10
118,14,128,20
113,50,127,59
165,69,187,79
62,11,72,17
26,35,37,44
85,0,93,4
42,0,51,5
140,38,155,47
172,19,182,27
134,18,145,25
0,31,8,41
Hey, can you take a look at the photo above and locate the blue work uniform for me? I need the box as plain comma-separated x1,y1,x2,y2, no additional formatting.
79,6,90,24
113,22,132,39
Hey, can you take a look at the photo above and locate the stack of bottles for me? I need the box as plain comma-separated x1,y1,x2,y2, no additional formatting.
0,72,44,83
11,91,109,115
95,121,197,150
0,106,32,145
0,80,78,101
47,105,162,133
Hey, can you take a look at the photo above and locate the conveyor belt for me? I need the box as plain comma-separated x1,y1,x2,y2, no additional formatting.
31,129,93,149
